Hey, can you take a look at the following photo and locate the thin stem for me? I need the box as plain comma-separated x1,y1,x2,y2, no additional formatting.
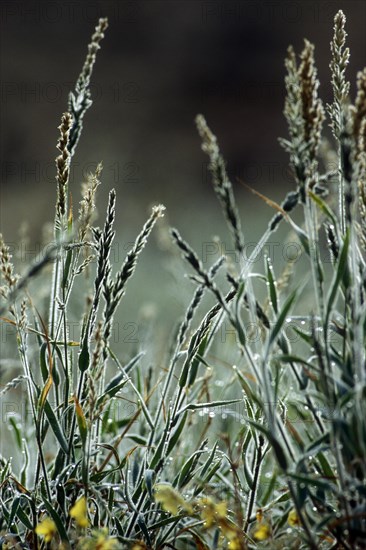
244,435,264,533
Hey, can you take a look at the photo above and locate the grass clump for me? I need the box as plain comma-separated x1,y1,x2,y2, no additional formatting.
1,9,366,550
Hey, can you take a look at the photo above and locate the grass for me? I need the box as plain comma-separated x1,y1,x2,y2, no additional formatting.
1,9,366,550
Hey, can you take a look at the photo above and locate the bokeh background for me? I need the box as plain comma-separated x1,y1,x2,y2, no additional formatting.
1,0,366,347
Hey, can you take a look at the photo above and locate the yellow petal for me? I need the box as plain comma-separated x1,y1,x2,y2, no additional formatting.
35,517,57,542
215,501,227,519
199,498,228,528
288,509,301,527
228,537,242,550
199,498,216,527
92,528,119,550
70,496,89,527
96,538,119,550
220,518,241,540
253,523,271,541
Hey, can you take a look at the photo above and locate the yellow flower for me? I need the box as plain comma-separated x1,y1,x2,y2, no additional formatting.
253,522,271,541
154,483,193,515
228,536,243,550
94,528,119,549
198,497,227,528
131,542,147,550
221,519,241,541
70,496,89,527
77,528,120,550
288,509,301,527
35,517,57,542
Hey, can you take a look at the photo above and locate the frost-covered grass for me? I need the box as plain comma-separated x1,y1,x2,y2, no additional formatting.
1,10,366,549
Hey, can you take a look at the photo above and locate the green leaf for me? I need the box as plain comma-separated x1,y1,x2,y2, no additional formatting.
16,502,33,530
317,452,337,484
166,412,188,456
176,399,242,417
292,327,313,345
276,354,314,369
177,448,206,488
107,350,153,428
287,472,333,491
325,229,350,329
78,338,90,372
243,441,254,488
193,459,221,497
0,458,12,483
200,442,218,478
287,220,310,255
9,417,22,450
247,419,288,471
20,438,29,487
8,496,20,529
179,333,198,388
188,334,209,387
126,433,148,445
96,374,128,406
62,248,73,290
260,473,277,506
150,432,170,471
235,369,261,407
144,469,155,498
137,514,152,547
90,466,121,483
43,400,69,454
308,191,337,226
268,289,298,350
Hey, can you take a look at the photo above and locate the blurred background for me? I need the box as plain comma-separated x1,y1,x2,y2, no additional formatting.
0,0,366,346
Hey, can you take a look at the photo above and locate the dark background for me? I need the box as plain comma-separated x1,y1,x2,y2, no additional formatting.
0,0,366,336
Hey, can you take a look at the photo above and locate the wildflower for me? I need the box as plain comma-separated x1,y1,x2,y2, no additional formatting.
94,529,119,550
78,528,119,549
198,496,227,528
221,519,243,543
35,517,57,542
154,483,193,515
253,522,271,541
70,496,89,528
228,536,244,549
197,497,243,546
288,509,301,527
131,542,147,550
